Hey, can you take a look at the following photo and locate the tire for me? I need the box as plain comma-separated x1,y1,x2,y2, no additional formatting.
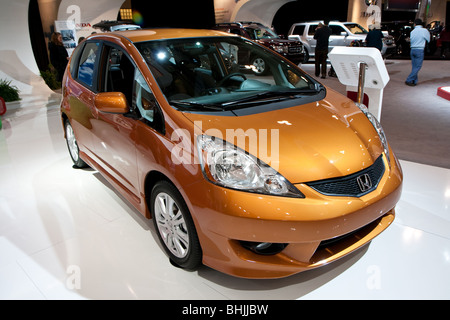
250,56,269,75
303,48,310,63
151,180,202,270
64,119,88,168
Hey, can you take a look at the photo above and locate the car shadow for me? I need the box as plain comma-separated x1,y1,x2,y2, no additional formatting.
88,168,371,299
195,242,370,299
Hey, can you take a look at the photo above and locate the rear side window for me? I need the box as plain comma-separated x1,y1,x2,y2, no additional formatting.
307,24,319,35
77,42,100,87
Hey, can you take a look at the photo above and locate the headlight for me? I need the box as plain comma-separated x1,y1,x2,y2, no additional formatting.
197,135,303,198
356,103,391,164
272,45,288,54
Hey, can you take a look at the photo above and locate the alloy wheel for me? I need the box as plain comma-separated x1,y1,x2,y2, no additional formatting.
154,192,190,258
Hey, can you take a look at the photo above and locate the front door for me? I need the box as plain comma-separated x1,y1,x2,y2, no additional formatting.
93,44,140,200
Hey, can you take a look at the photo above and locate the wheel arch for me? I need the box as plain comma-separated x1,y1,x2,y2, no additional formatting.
61,112,69,138
143,170,176,219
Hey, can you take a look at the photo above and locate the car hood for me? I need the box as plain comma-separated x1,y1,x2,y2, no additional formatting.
181,89,383,184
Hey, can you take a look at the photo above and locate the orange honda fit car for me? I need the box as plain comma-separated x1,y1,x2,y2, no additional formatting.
60,29,402,279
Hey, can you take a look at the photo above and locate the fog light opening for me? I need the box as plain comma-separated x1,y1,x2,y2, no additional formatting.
240,241,288,255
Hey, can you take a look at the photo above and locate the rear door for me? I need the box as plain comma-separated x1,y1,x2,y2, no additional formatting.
67,41,102,160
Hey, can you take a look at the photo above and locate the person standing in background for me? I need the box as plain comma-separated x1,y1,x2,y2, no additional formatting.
365,22,384,52
314,19,332,79
405,19,430,86
49,32,69,83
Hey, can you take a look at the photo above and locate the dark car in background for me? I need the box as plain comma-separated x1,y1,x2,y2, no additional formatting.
381,20,439,56
381,21,414,56
214,21,305,74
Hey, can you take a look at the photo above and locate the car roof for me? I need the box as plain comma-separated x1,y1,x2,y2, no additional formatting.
89,28,233,43
293,21,352,25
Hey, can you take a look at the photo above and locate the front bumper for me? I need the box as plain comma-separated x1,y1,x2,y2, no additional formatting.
182,154,402,278
282,52,305,64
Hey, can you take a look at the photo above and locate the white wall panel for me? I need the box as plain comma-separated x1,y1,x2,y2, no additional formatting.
0,0,51,95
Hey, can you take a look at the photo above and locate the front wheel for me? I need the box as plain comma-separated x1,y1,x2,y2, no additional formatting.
303,48,310,63
250,56,269,75
151,181,202,270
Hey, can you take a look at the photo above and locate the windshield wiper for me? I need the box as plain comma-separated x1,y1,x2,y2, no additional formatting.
170,85,325,111
220,88,323,108
170,100,224,111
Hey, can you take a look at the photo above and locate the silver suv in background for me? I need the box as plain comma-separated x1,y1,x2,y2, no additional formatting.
288,21,396,62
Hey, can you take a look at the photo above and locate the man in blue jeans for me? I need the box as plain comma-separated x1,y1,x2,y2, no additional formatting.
405,19,430,86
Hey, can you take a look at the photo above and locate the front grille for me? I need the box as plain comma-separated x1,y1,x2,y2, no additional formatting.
306,155,385,197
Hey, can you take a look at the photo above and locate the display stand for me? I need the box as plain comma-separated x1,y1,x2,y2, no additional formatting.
328,47,389,120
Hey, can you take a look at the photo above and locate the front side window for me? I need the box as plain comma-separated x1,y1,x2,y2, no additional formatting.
102,45,135,106
135,36,323,114
344,23,368,35
330,25,346,36
77,42,100,87
244,25,278,40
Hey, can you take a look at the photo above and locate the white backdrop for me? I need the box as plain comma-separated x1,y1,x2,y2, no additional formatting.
0,0,51,95
0,0,124,96
214,0,294,28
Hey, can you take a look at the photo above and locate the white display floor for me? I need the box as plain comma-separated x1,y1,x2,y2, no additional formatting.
1,80,449,300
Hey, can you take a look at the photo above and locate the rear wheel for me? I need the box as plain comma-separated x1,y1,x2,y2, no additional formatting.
151,181,202,270
64,119,88,168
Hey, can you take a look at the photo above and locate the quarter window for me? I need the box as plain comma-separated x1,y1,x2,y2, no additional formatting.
133,70,165,134
134,71,156,122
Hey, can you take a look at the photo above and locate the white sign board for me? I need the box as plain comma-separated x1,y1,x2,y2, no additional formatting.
328,47,389,120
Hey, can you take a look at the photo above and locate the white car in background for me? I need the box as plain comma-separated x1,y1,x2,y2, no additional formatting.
288,21,396,62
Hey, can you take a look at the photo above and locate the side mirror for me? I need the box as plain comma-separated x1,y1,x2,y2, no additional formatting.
341,31,348,36
94,92,130,114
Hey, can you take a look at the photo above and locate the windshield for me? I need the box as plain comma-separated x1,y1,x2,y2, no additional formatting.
135,36,321,112
244,25,279,40
344,23,368,34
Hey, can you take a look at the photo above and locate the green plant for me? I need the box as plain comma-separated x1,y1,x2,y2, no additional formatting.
0,78,20,102
40,64,61,90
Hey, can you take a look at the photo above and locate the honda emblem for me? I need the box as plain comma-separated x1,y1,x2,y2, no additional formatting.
357,173,372,192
